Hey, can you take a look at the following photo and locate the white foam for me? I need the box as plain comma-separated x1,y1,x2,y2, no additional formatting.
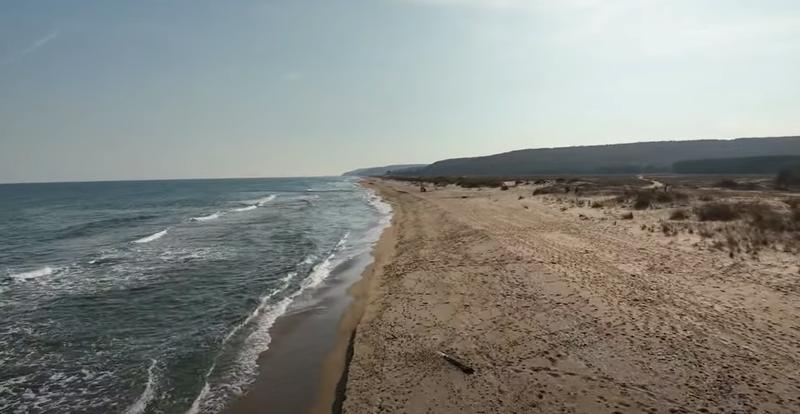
185,233,350,413
231,205,257,213
186,273,295,414
366,188,393,218
123,359,158,414
255,195,276,206
9,266,55,280
186,382,210,414
191,212,222,222
303,233,349,290
230,195,275,213
133,229,168,244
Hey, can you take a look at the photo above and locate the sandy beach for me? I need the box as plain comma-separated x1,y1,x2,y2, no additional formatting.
337,178,800,413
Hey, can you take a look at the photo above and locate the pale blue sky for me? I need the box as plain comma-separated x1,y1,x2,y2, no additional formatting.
1,0,798,182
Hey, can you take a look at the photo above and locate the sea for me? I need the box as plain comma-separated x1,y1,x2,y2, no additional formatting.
0,177,391,414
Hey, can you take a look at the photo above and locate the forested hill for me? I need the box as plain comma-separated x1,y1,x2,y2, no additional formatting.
342,164,427,177
403,136,800,176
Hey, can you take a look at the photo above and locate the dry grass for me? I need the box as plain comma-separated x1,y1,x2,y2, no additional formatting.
533,175,800,258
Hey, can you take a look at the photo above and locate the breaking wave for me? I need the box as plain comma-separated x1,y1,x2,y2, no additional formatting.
9,266,55,280
231,205,257,213
133,229,168,244
123,359,158,414
191,212,222,222
255,195,276,206
185,272,295,414
186,235,348,414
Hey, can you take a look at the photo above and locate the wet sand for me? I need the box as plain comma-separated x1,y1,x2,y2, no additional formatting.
223,248,377,414
340,179,800,413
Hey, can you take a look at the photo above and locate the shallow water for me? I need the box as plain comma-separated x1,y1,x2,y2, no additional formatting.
0,177,390,413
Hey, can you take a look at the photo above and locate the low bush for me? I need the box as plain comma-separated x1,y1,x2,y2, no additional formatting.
533,186,563,196
669,209,689,220
742,203,786,232
714,179,740,189
777,164,800,187
695,203,739,222
655,191,689,203
632,192,652,210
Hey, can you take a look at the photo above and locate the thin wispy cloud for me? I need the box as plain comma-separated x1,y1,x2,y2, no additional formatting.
1,28,60,66
22,29,60,55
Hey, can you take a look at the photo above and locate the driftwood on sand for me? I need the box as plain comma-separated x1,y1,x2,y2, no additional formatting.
437,351,475,375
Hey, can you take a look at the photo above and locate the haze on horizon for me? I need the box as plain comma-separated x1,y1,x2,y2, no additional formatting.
1,0,799,183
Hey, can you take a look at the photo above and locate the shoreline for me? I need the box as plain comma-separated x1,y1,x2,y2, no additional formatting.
307,180,398,414
222,180,396,414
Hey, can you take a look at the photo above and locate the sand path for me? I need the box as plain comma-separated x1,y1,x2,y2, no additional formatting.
342,180,800,413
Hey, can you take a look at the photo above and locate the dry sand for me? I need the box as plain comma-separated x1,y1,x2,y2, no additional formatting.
339,179,800,413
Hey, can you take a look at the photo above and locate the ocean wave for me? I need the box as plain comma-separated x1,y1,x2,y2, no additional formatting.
189,295,296,413
303,233,349,289
56,215,157,240
186,235,349,413
158,247,228,263
365,188,392,217
186,272,295,414
231,205,257,213
132,229,168,244
255,195,276,206
9,266,55,280
88,251,123,265
228,195,275,213
123,359,158,414
191,212,222,222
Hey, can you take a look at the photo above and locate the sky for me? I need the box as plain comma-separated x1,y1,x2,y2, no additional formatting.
1,0,799,182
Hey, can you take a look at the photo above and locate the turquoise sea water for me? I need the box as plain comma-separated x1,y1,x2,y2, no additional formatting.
0,177,390,413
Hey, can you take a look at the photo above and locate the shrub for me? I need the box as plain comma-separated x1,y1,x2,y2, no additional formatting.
654,191,689,204
777,164,800,187
695,203,739,222
783,198,800,209
533,186,563,195
742,204,782,231
714,179,740,189
632,192,652,210
670,209,689,220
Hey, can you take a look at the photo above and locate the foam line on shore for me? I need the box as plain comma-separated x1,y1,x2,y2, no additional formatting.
123,359,158,414
186,236,348,414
